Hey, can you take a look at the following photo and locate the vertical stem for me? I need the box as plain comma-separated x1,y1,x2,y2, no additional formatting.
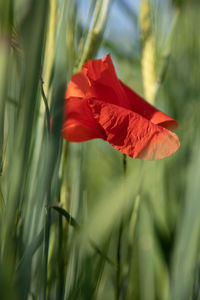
123,154,127,176
57,214,64,299
115,154,127,300
40,196,51,300
192,262,200,300
116,222,123,300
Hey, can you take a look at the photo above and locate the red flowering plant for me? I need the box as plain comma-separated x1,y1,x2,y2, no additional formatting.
62,54,180,160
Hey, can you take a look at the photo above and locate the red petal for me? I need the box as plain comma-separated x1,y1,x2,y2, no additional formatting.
62,98,106,142
88,99,180,160
120,81,178,130
82,54,131,109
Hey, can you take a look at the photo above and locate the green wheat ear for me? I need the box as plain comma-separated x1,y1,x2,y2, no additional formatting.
139,0,157,105
76,0,111,71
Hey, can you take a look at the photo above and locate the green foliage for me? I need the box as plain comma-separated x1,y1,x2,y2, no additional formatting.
0,0,200,299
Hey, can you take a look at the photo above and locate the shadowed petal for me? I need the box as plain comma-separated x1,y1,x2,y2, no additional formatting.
63,98,106,142
65,72,90,99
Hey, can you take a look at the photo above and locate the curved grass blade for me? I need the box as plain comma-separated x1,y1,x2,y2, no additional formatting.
50,205,115,267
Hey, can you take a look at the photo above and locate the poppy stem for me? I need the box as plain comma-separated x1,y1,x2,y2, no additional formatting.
123,153,127,175
116,220,123,300
115,154,127,300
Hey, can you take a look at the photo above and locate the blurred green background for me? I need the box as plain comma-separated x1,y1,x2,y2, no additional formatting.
0,0,200,299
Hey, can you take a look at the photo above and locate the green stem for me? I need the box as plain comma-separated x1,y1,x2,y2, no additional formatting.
57,214,64,299
123,153,127,176
40,201,51,300
115,154,127,300
116,221,123,300
192,262,200,300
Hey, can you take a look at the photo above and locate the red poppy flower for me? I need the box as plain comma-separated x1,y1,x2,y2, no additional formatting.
62,54,180,160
